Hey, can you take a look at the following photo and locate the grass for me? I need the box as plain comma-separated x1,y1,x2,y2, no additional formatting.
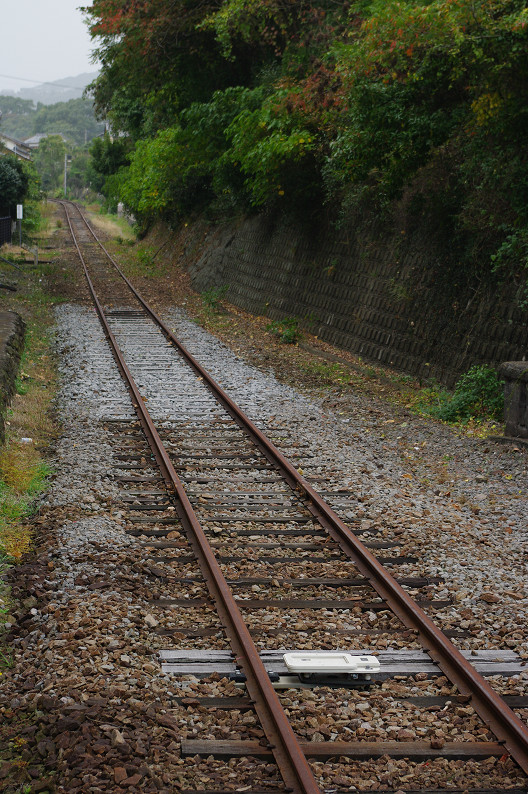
0,451,50,561
82,201,136,242
0,203,63,794
0,313,56,566
301,360,363,387
0,204,58,681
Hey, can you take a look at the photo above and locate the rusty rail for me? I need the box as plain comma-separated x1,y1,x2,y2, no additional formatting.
60,201,321,794
62,200,528,777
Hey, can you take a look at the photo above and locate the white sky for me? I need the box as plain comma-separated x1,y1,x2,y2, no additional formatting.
0,0,98,92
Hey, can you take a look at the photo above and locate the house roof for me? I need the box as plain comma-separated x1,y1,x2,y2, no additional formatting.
0,132,31,160
24,132,68,147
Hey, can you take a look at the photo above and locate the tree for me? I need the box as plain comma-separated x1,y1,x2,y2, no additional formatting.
67,148,92,197
82,0,528,285
0,95,104,145
32,135,67,193
0,156,40,238
32,98,105,145
0,156,29,216
82,0,256,137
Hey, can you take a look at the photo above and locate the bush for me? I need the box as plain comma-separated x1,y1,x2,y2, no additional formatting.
201,285,229,310
429,365,504,423
266,316,300,344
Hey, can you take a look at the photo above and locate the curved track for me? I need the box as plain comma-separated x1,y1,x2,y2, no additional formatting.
57,199,528,792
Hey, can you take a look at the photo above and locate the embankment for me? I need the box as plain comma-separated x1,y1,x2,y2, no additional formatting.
187,211,527,387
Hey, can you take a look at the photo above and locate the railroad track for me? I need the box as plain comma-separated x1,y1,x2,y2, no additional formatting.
56,199,528,793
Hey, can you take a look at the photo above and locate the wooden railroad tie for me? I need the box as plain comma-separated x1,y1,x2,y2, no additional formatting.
158,648,524,679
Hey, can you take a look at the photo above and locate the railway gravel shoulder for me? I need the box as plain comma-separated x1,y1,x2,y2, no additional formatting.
1,201,527,791
159,310,528,661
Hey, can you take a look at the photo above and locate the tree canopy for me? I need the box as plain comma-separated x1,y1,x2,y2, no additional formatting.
83,0,528,276
0,156,41,232
0,157,29,216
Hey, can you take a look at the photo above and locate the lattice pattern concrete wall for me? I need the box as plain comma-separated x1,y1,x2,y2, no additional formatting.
189,214,528,386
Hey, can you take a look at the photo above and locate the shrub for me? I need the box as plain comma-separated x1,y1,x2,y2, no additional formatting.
201,285,230,310
429,365,504,423
266,316,300,344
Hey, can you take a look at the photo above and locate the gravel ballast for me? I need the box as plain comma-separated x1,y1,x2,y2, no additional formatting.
0,290,526,792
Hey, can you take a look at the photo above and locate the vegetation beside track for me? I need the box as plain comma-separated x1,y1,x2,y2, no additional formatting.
0,204,61,678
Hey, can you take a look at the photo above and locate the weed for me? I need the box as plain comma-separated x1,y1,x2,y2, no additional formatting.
302,360,353,385
420,365,504,423
0,272,56,561
116,235,135,247
201,285,229,310
303,311,320,329
15,376,29,396
266,316,301,344
387,277,412,303
324,259,338,278
136,247,155,269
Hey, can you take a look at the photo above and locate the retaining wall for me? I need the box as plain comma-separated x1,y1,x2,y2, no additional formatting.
500,362,528,439
189,212,528,387
0,311,25,442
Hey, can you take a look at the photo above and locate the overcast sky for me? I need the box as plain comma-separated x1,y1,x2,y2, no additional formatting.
0,0,98,93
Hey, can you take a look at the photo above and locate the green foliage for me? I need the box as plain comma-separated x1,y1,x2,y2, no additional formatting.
114,86,269,221
67,148,92,197
82,0,528,287
0,157,40,234
32,135,67,193
201,285,230,309
117,127,183,219
87,133,132,203
266,316,300,343
31,99,104,145
89,134,131,183
225,91,319,208
0,157,29,215
425,365,505,423
136,248,156,269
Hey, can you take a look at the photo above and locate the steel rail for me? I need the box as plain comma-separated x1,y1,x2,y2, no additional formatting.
60,201,321,794
63,199,528,776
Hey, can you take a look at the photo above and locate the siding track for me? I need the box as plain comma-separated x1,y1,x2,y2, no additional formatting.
57,200,528,793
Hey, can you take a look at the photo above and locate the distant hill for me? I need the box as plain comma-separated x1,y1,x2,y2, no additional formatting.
2,72,99,106
0,94,105,146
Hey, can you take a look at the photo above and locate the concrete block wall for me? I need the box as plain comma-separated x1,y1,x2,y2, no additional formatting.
500,362,528,438
189,214,528,387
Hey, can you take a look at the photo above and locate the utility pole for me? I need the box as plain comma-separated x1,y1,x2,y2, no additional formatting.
63,152,73,198
16,204,23,247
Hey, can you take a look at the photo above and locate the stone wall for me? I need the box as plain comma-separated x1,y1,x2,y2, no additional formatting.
0,311,25,442
500,362,528,439
189,212,528,387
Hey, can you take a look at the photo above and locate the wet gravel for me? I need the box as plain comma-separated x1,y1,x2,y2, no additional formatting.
163,309,528,659
0,299,527,792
